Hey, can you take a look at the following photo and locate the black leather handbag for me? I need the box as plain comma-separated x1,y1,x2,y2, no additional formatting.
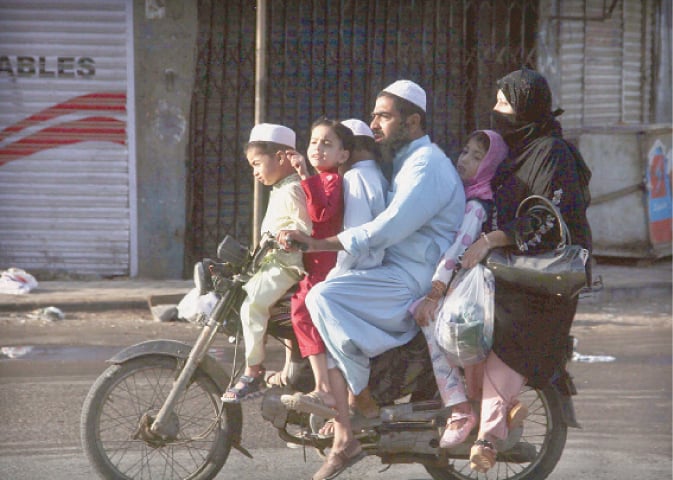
484,195,589,298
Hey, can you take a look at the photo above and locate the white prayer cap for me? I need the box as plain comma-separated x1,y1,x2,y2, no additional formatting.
381,79,426,112
248,123,296,149
341,118,375,139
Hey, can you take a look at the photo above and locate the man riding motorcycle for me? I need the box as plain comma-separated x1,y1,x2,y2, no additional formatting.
278,79,466,480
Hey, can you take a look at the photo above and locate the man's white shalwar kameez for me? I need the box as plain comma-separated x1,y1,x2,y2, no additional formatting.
306,135,465,394
326,159,389,279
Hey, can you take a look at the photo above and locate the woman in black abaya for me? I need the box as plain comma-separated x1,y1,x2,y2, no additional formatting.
460,68,592,473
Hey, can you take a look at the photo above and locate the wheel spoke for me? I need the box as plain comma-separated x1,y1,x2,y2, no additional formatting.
428,386,566,480
84,357,229,480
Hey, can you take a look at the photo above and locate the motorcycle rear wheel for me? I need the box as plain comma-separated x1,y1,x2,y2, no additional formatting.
81,355,232,480
425,385,567,480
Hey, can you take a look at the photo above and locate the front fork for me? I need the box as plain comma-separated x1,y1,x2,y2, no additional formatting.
150,315,222,437
150,285,242,438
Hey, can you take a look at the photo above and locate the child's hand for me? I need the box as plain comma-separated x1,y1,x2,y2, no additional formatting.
286,150,309,179
460,238,490,269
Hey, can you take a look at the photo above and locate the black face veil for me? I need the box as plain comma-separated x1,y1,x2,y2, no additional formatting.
492,68,563,150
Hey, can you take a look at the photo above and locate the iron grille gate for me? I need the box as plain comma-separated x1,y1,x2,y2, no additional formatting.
186,0,538,271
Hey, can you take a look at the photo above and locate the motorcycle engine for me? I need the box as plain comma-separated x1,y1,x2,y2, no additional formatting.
376,402,447,455
260,387,312,429
260,388,289,428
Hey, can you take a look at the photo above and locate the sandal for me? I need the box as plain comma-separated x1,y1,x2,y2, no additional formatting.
470,439,497,473
315,410,381,439
317,419,334,438
281,391,338,418
440,410,477,449
507,401,528,429
311,439,365,480
221,371,265,404
264,370,287,388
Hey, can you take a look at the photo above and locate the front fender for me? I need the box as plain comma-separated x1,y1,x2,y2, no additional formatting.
107,339,244,443
108,340,230,388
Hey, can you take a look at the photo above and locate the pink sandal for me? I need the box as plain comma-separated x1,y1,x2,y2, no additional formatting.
440,410,477,448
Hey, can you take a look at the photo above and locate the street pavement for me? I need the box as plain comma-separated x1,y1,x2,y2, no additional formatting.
1,257,671,314
0,256,670,480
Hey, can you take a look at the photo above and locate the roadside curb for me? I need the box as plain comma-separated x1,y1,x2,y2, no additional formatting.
0,260,670,313
0,279,193,314
1,282,670,314
0,299,150,313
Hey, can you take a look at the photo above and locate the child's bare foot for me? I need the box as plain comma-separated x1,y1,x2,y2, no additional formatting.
318,419,335,437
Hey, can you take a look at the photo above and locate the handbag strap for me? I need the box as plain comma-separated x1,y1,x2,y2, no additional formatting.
515,195,571,249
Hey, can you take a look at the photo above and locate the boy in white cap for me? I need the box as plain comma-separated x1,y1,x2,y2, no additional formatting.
278,80,465,479
221,123,312,403
328,118,389,277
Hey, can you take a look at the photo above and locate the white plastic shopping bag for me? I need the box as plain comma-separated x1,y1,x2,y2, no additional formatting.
434,264,495,367
177,287,219,323
0,268,38,295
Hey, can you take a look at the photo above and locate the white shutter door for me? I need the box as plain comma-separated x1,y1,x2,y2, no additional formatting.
557,0,586,131
543,0,651,131
0,0,133,277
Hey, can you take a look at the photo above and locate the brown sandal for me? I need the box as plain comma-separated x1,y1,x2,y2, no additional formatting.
311,439,365,480
470,439,497,473
280,391,338,418
264,370,287,387
507,401,528,429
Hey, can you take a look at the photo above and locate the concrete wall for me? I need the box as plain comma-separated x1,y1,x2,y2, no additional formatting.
580,125,672,258
133,0,198,278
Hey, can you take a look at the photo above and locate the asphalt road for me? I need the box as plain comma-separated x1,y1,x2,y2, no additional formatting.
0,294,671,480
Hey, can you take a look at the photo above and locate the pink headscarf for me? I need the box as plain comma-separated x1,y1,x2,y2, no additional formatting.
463,129,508,201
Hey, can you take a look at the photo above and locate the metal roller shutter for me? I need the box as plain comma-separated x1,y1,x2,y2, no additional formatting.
540,0,654,131
0,0,134,277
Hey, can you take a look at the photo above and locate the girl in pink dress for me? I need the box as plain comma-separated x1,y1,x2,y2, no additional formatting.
412,129,508,449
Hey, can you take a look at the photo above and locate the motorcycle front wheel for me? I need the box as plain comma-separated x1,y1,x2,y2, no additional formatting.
81,355,233,480
425,385,567,480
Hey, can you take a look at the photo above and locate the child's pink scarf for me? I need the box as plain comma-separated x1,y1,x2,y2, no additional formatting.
464,130,508,201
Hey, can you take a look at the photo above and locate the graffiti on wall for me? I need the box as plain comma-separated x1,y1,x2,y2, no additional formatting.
0,92,126,166
646,139,673,245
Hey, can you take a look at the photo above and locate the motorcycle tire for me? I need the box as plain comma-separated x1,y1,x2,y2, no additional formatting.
424,385,568,480
81,355,234,480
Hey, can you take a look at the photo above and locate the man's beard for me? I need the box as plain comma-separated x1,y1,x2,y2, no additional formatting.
379,121,411,162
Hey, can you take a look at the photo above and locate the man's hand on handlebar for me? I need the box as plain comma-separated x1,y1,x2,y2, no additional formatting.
276,230,311,252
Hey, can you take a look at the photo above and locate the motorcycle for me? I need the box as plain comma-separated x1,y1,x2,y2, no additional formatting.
80,233,580,480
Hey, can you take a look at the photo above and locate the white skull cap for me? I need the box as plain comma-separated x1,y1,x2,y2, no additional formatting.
248,123,296,149
341,118,375,139
381,79,426,112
